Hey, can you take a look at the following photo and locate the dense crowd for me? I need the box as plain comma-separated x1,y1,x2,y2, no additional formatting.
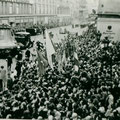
1,25,120,120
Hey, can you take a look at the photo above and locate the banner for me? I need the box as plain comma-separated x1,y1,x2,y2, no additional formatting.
45,29,55,69
37,50,48,77
74,51,79,72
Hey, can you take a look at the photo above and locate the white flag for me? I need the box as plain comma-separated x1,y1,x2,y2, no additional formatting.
45,29,55,69
74,51,79,72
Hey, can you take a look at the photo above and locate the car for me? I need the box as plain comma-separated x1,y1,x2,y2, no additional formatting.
15,32,32,49
59,27,67,34
26,27,42,35
26,28,37,35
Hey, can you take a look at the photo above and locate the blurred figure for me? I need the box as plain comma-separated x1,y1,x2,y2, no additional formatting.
25,49,31,61
17,51,23,61
15,61,22,78
0,66,7,90
7,55,12,70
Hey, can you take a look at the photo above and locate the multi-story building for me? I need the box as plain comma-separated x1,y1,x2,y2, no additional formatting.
31,0,57,25
97,0,120,41
79,0,88,21
56,0,72,26
71,0,88,26
0,0,33,26
32,0,72,26
0,0,80,27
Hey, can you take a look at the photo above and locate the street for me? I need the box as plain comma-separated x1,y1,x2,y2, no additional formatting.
11,25,87,72
31,25,87,43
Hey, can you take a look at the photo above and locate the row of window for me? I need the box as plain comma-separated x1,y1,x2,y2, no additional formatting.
0,1,32,15
36,4,57,15
36,5,70,15
57,7,70,15
0,1,71,16
0,0,29,3
38,0,56,4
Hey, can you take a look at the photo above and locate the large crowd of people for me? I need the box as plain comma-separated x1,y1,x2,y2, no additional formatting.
0,24,120,120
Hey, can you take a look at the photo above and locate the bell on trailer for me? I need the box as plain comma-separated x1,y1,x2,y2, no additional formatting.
0,24,16,50
0,24,17,91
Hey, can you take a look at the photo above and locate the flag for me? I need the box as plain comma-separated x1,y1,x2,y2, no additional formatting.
56,49,63,72
62,50,67,67
74,50,79,72
37,50,48,77
45,29,55,69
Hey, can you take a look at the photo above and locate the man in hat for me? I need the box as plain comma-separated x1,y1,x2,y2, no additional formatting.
25,48,31,61
0,66,7,90
7,55,12,70
15,61,22,78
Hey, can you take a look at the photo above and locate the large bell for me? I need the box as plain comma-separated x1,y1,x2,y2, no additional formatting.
0,25,16,49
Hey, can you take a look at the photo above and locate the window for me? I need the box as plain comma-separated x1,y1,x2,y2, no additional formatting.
30,5,32,14
5,2,8,14
9,3,13,14
43,4,45,14
0,2,2,14
16,3,19,14
46,5,48,14
39,4,41,14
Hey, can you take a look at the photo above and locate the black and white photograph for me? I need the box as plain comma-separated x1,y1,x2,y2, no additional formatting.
0,0,120,119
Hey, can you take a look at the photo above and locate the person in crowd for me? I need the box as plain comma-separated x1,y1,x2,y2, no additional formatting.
25,48,31,61
7,55,12,70
15,61,22,78
0,66,7,90
42,26,46,38
1,24,120,120
7,73,13,90
17,51,23,61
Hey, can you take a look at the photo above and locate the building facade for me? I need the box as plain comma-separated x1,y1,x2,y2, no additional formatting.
97,0,120,41
71,0,88,26
0,0,80,27
31,0,57,25
79,0,88,21
56,0,71,26
0,0,33,26
28,0,73,26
